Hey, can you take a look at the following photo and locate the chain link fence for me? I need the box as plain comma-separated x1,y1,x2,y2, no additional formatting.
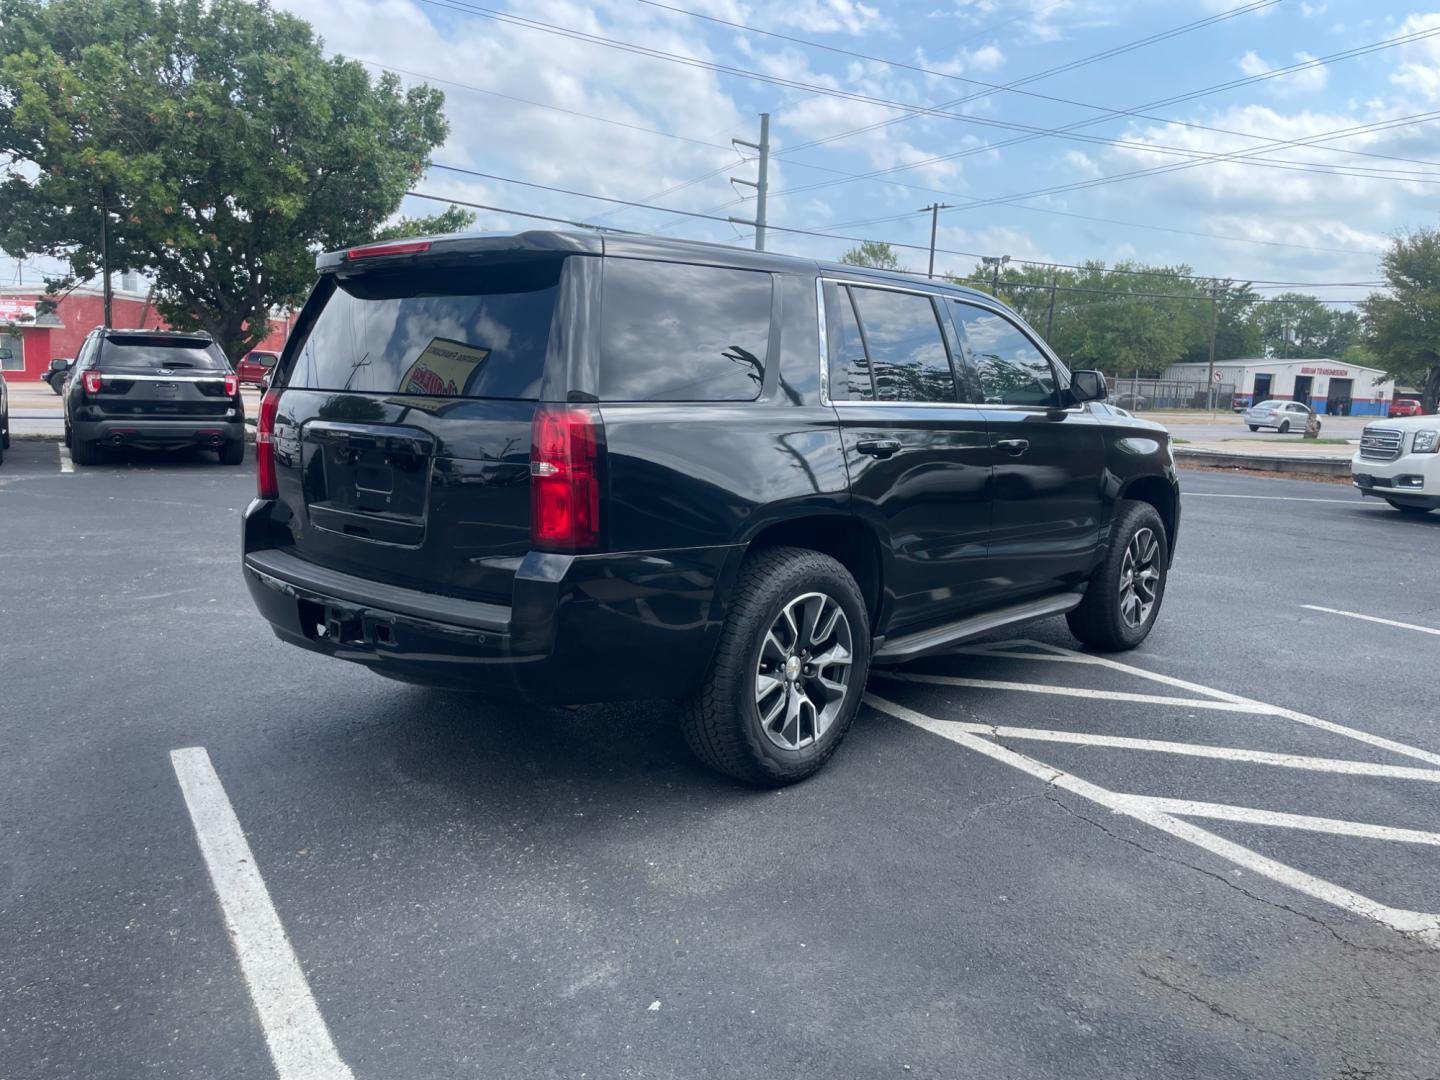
1104,376,1238,411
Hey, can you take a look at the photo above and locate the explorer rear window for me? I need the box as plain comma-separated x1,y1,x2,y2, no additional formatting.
288,261,562,400
98,336,228,371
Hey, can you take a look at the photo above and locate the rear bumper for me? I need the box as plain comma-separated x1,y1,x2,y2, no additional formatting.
242,505,742,703
73,416,244,448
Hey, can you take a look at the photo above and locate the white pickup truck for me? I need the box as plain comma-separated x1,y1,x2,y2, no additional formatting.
1352,416,1440,515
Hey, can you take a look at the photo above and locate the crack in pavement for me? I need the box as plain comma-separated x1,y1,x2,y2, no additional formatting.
1135,964,1303,1051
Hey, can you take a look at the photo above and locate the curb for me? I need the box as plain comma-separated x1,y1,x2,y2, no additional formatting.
1175,446,1350,477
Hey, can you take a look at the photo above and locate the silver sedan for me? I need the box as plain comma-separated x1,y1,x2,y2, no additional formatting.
1243,399,1320,434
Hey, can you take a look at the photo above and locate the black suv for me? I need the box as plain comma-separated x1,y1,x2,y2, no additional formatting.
62,328,245,465
243,232,1179,785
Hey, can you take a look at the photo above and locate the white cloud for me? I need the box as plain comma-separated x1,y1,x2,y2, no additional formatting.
767,0,889,35
1236,50,1330,95
1389,13,1440,104
913,43,1006,79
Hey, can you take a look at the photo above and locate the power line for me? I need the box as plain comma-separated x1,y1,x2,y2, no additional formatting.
637,0,1440,175
765,23,1440,201
412,173,1384,288
340,54,731,150
414,0,1439,189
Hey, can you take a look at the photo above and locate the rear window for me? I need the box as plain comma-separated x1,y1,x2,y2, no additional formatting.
99,336,228,371
599,259,772,402
287,262,562,399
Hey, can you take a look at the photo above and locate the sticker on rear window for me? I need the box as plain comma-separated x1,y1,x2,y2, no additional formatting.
399,338,491,397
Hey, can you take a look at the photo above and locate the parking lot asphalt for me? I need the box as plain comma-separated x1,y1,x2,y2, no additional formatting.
2,444,1438,1080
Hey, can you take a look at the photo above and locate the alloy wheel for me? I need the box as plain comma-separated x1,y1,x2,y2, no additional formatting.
1118,528,1161,629
753,591,854,751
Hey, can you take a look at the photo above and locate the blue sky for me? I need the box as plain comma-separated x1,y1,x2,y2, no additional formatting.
14,1,1440,305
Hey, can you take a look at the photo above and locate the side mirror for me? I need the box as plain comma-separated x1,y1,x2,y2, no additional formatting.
1070,369,1108,404
50,357,73,372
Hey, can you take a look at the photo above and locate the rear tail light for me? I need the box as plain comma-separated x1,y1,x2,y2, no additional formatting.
256,388,282,499
530,405,603,552
83,371,102,395
224,374,239,396
345,239,431,260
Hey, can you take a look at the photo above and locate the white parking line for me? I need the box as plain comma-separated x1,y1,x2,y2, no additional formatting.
57,444,72,473
876,671,1280,715
1301,604,1440,638
1128,797,1440,847
865,693,1440,948
950,640,1440,769
882,715,1440,783
170,747,354,1080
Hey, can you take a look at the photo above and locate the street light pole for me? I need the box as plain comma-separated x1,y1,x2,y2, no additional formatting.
99,188,113,329
1206,280,1220,415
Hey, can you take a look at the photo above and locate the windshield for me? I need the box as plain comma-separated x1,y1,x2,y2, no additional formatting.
1252,400,1282,410
99,337,229,371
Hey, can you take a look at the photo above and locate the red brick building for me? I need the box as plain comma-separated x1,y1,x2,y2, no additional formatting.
0,284,291,381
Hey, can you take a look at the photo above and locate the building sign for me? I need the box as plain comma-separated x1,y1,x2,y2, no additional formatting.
1300,366,1348,377
0,299,37,324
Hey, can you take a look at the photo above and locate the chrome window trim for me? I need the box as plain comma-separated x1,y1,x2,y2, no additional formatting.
816,274,1077,412
816,276,830,407
817,275,973,409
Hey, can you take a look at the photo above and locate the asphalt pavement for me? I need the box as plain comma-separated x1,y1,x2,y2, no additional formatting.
2,445,1438,1080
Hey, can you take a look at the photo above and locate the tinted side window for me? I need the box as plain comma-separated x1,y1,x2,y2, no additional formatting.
848,287,956,403
599,260,770,402
824,284,872,401
952,302,1057,407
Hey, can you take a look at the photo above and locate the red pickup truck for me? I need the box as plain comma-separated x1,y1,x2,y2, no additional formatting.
1390,399,1423,417
235,350,278,388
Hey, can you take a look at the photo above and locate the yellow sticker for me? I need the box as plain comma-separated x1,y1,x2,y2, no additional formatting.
398,338,490,397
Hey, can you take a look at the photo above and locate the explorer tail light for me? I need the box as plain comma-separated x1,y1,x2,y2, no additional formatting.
530,405,602,552
256,387,282,499
82,371,102,395
223,373,239,396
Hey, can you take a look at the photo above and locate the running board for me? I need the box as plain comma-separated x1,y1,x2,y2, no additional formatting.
872,593,1083,665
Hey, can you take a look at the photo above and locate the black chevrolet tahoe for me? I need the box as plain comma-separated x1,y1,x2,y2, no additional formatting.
243,231,1179,785
63,328,246,465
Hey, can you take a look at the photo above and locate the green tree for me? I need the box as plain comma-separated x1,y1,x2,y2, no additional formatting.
1246,294,1358,359
0,0,470,360
840,240,903,272
1362,228,1440,412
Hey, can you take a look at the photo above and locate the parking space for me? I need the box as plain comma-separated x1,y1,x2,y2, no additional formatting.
3,463,1439,1079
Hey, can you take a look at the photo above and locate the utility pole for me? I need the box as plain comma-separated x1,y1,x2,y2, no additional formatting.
1206,280,1219,415
728,113,770,252
1045,272,1058,339
99,188,113,328
919,203,952,278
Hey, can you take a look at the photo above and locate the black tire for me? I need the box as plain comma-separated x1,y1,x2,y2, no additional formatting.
682,545,870,787
63,421,72,448
1385,500,1435,515
1279,420,1290,433
1066,500,1169,652
219,440,245,465
1247,425,1258,432
70,437,101,466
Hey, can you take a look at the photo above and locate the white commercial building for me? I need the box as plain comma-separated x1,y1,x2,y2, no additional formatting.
1160,358,1396,417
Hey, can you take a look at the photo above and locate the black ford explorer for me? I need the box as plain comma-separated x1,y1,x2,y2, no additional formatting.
243,231,1180,785
63,328,246,465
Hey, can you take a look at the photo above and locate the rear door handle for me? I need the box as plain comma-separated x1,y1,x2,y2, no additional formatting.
996,438,1030,455
856,438,902,459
